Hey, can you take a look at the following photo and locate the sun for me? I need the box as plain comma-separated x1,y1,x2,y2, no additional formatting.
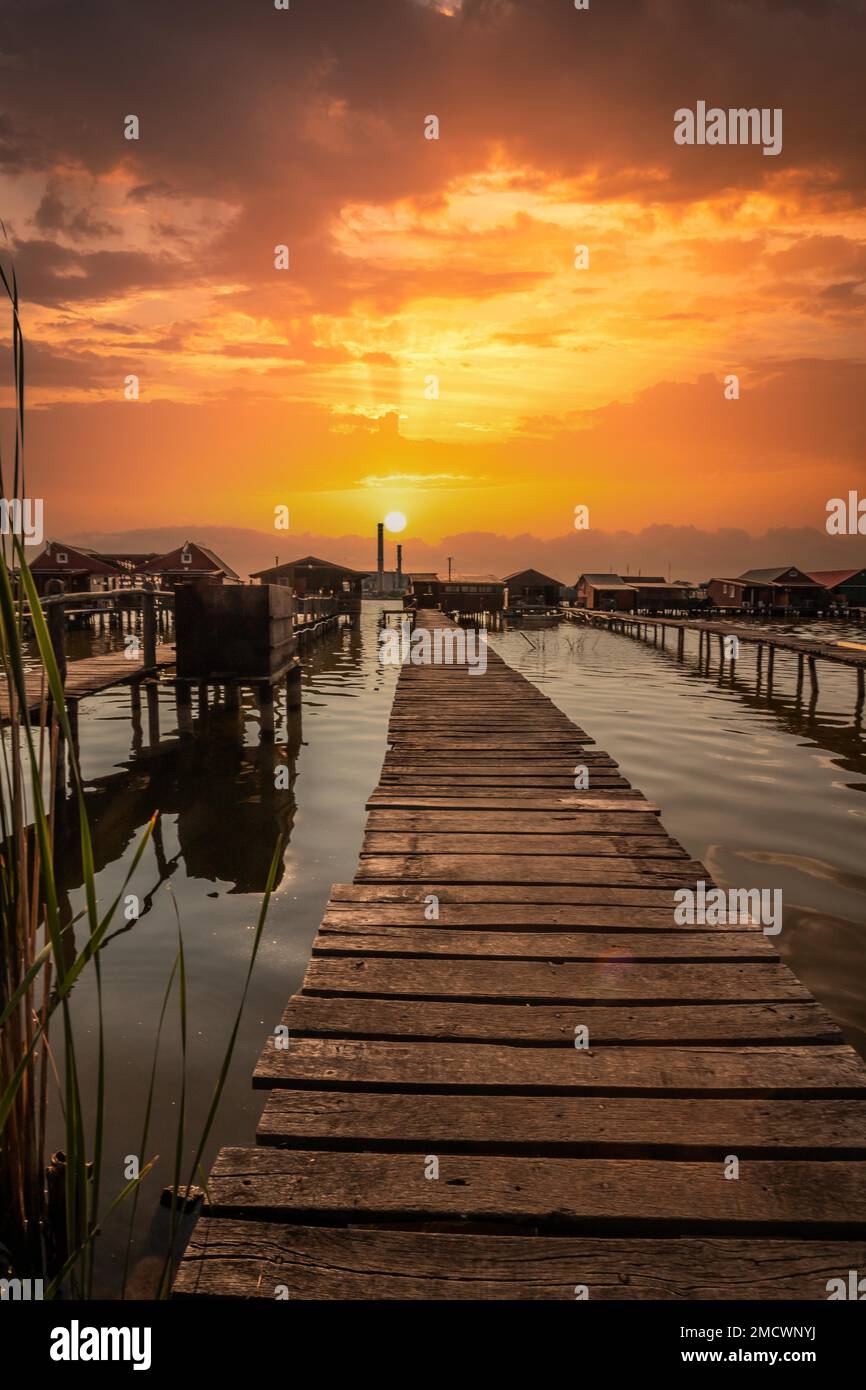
384,511,407,533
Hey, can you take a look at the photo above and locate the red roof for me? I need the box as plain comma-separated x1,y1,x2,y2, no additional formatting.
138,541,240,580
808,569,865,589
30,542,121,575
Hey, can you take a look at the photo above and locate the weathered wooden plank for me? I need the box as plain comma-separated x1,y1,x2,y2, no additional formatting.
381,765,629,775
368,795,661,813
355,854,706,884
257,1089,866,1153
384,750,613,762
379,774,630,787
254,1037,866,1094
301,957,809,1002
203,1147,866,1228
378,776,632,789
174,1222,866,1300
369,790,645,805
321,903,765,931
277,994,843,1045
321,904,717,930
329,883,682,905
361,833,687,857
366,810,665,833
312,927,777,960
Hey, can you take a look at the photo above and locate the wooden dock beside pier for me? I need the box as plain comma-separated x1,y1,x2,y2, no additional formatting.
0,645,174,724
565,608,866,704
175,610,866,1300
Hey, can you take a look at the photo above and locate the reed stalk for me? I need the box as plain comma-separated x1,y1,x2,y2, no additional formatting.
0,238,282,1297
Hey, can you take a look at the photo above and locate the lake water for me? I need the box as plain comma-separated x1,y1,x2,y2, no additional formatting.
38,602,866,1293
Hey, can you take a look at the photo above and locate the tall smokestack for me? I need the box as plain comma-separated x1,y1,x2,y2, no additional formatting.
396,543,403,588
376,522,384,593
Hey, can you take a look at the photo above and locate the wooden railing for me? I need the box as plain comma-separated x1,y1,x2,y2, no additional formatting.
37,589,175,684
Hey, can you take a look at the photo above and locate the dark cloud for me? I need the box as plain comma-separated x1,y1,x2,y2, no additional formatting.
0,0,863,312
33,182,118,240
8,237,200,307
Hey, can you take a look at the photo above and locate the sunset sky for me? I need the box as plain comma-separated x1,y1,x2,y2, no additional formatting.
1,0,864,574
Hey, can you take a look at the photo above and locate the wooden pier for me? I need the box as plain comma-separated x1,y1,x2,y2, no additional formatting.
1,590,173,724
175,610,866,1300
565,608,866,705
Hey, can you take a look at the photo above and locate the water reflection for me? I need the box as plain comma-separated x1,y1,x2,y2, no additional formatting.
487,618,866,1055
41,602,396,1294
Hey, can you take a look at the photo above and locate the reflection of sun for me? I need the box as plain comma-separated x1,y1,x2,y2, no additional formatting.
384,511,407,532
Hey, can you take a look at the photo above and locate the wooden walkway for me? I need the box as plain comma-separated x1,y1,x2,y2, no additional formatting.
175,610,866,1300
1,646,173,723
565,608,866,701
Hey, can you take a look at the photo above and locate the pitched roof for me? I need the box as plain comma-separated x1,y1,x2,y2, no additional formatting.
138,542,240,580
30,542,122,575
502,568,563,586
444,573,505,585
579,573,629,586
808,569,866,588
736,566,816,584
250,554,366,579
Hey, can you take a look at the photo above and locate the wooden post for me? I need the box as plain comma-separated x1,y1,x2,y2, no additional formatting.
176,683,193,738
677,629,684,660
286,661,302,710
46,599,67,686
259,681,275,741
757,644,763,686
808,655,818,695
796,653,804,697
857,666,865,709
142,590,157,669
767,645,775,691
717,633,724,664
225,683,239,711
198,682,209,718
67,697,80,765
130,683,143,751
146,681,160,747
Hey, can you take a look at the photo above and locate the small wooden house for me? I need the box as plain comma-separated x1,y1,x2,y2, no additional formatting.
250,555,365,613
29,541,124,596
405,572,440,607
808,569,866,609
736,566,827,611
576,574,636,611
439,575,505,614
629,579,693,613
405,573,505,614
137,541,241,589
503,568,563,608
707,577,748,609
